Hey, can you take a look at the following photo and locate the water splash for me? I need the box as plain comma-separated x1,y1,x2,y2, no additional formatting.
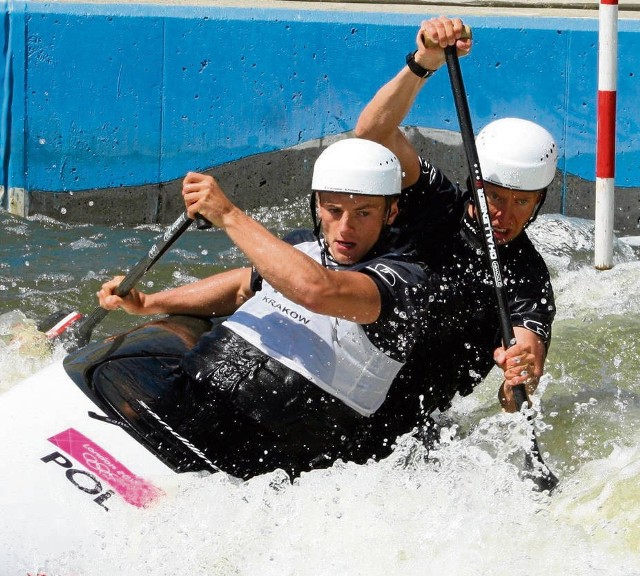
1,211,639,575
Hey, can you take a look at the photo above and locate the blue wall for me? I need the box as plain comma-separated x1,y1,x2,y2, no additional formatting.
2,2,640,199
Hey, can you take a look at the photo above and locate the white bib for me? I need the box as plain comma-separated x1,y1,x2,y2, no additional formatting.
223,241,404,416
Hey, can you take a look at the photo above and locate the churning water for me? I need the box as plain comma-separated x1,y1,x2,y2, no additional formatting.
1,204,639,575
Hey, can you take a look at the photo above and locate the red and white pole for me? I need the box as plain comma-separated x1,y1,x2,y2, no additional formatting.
594,0,618,270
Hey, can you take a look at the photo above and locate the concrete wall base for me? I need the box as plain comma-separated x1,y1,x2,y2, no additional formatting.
27,131,640,235
3,187,29,218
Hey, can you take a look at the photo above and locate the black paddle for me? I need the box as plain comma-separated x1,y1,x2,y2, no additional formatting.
444,43,559,492
39,210,209,352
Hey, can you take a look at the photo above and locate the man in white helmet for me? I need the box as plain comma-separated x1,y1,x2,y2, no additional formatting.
355,16,557,439
96,138,428,479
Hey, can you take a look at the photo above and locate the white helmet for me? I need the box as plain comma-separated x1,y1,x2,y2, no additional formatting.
476,118,558,191
312,138,402,196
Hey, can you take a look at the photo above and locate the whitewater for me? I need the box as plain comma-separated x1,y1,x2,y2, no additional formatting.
1,205,639,576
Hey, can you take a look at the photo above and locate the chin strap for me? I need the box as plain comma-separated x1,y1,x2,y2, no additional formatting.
310,191,330,267
525,189,547,228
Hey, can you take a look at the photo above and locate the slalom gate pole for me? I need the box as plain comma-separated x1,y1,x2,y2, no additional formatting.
594,0,618,270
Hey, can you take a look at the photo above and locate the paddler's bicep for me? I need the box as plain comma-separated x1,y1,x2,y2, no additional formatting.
236,267,256,306
305,270,382,325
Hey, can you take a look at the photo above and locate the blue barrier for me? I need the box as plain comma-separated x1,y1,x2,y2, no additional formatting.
1,2,640,207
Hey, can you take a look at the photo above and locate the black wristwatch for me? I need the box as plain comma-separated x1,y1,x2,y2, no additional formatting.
405,50,436,79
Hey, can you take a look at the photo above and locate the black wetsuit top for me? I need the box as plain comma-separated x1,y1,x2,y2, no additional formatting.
363,157,556,449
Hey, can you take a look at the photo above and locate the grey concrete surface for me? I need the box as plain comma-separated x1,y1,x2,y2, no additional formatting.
34,0,640,17
29,128,640,235
33,0,640,19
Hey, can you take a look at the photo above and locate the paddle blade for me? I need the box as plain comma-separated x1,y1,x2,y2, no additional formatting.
37,310,84,339
523,448,560,493
36,308,101,352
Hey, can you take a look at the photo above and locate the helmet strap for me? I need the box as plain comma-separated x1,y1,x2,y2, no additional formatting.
383,196,394,224
525,189,547,228
310,191,322,237
310,191,330,267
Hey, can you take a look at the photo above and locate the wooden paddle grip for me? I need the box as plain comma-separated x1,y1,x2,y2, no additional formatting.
421,24,472,49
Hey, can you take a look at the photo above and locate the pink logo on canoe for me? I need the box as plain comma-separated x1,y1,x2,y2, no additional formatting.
48,428,163,508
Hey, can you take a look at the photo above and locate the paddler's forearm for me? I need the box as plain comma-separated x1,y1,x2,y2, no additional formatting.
181,171,344,313
356,16,468,146
142,267,253,317
355,67,431,187
355,67,427,146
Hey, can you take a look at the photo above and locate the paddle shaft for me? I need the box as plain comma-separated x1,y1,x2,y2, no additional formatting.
444,45,558,490
72,211,195,349
444,46,520,379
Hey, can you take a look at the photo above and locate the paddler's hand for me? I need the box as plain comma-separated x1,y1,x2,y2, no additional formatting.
181,172,239,228
97,276,147,315
494,341,538,413
414,16,472,73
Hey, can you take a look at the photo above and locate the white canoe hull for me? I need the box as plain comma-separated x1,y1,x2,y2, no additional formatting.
0,359,174,570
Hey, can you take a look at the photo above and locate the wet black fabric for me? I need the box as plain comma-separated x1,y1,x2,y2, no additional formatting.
88,323,376,479
65,158,557,478
369,158,557,445
181,325,385,477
